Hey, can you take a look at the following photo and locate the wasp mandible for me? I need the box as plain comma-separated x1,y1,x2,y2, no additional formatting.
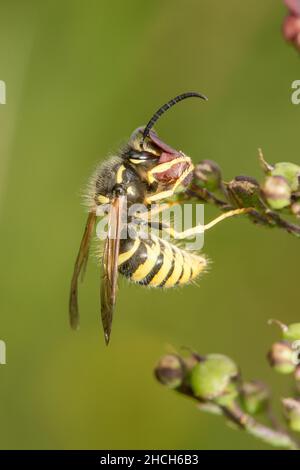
69,92,248,344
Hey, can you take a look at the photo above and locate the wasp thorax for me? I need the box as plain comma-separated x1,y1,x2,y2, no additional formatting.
90,157,147,209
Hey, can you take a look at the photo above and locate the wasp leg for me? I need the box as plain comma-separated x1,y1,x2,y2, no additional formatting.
134,200,183,222
145,161,194,204
163,207,253,239
146,155,191,185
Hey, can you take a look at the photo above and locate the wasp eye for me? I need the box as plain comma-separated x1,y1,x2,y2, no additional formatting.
128,127,160,161
129,154,158,165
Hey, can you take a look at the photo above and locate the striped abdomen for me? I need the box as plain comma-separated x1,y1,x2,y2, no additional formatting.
118,235,207,288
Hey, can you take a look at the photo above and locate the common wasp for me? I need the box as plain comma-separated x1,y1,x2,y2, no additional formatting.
70,92,248,344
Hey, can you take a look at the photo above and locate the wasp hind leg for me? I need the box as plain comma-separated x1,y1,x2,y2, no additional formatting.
163,207,253,239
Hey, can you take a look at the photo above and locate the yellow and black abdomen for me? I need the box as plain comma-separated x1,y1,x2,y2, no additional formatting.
118,235,207,287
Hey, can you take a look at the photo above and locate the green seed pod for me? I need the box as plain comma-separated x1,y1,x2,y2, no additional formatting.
283,323,300,342
271,162,300,192
193,160,222,191
261,175,291,210
189,354,239,405
154,354,185,389
267,341,296,374
240,381,270,415
269,319,300,342
282,398,300,433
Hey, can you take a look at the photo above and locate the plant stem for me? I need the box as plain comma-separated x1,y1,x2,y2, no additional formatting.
223,402,300,450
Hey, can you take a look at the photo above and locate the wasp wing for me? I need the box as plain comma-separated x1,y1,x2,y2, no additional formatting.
69,211,96,330
100,196,125,345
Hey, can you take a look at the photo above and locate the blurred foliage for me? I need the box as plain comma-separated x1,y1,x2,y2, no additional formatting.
0,0,299,450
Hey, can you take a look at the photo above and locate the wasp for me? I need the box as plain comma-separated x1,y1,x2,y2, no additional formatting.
69,92,248,344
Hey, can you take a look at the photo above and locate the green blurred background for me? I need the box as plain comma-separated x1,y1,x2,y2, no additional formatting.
0,0,299,450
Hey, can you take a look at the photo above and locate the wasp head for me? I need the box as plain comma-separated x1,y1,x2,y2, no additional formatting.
126,126,181,164
123,92,207,187
125,127,192,187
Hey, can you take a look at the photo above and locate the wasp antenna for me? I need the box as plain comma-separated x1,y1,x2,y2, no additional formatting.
141,91,208,146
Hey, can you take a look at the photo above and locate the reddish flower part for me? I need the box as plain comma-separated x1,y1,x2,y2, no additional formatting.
283,15,300,40
285,0,300,16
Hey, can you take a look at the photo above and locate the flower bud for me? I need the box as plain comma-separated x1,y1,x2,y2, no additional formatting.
193,160,222,191
154,354,185,389
282,398,300,433
267,341,296,374
227,176,266,211
190,354,239,406
271,162,300,192
240,381,270,415
261,175,291,210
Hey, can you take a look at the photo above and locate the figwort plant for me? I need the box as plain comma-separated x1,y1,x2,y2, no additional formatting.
181,149,300,237
155,320,300,450
153,148,300,449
